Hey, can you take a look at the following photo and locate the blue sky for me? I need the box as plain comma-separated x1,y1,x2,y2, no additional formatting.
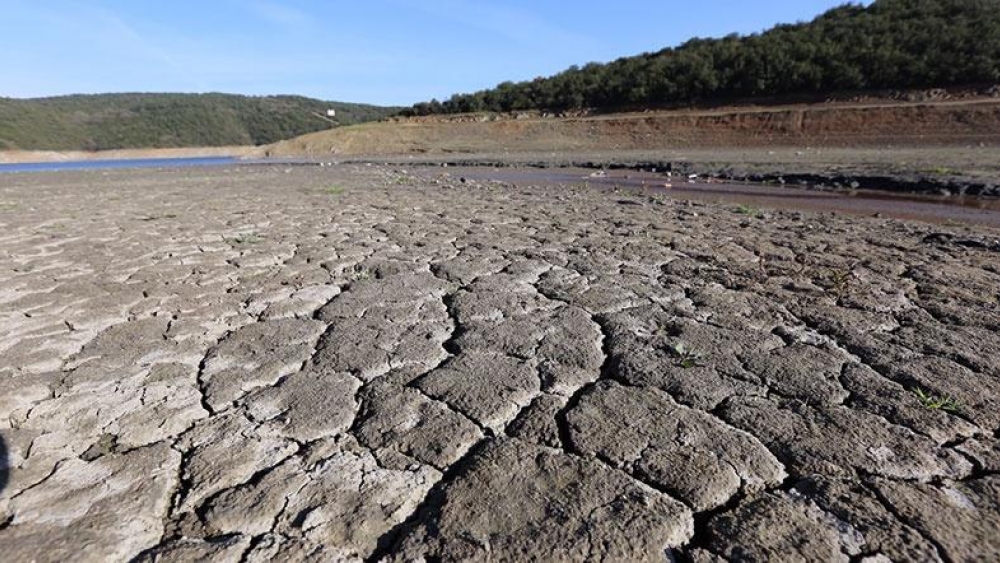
0,1,869,106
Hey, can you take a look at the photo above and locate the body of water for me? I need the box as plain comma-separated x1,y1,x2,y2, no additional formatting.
0,156,240,173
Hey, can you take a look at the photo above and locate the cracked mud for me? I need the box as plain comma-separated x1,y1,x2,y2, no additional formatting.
1,164,999,562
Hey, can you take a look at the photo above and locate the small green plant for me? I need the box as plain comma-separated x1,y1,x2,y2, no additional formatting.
349,264,372,281
227,233,263,245
390,174,412,186
669,342,705,369
913,388,962,413
736,204,763,218
825,268,854,302
324,185,344,196
924,166,956,176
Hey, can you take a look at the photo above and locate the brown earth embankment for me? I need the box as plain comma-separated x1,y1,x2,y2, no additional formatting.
267,99,1000,158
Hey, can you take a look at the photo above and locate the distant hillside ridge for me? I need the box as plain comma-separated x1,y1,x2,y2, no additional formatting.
0,93,400,151
405,0,1000,115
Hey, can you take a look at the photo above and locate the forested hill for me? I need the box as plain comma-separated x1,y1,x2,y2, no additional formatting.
0,93,399,151
406,0,1000,115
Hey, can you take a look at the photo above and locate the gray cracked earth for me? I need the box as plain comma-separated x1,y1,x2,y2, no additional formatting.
1,164,999,562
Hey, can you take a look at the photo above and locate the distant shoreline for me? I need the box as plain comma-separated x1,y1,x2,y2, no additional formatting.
0,146,258,164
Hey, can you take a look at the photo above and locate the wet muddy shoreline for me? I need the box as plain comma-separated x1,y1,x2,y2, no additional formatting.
419,166,1000,229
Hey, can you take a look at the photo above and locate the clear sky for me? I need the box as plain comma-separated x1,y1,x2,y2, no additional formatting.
0,1,870,106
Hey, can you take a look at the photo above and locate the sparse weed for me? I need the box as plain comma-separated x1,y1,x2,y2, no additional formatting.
325,185,344,196
825,267,854,302
647,323,675,340
913,388,962,414
736,204,763,218
350,264,373,281
924,166,956,176
669,342,705,369
227,233,263,245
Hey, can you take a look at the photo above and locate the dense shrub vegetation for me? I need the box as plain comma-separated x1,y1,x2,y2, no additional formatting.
405,0,1000,115
0,93,399,150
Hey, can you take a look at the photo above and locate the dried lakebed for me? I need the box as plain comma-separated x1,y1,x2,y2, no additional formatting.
1,165,999,562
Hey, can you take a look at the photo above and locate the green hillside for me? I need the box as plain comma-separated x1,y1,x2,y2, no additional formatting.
406,0,1000,115
0,93,399,151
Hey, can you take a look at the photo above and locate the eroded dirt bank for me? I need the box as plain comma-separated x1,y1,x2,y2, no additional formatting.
1,165,999,562
268,99,1000,158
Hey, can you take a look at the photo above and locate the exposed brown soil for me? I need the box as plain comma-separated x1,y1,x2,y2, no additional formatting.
267,98,1000,158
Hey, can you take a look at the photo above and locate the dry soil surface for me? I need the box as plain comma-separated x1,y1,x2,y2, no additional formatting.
1,165,1000,562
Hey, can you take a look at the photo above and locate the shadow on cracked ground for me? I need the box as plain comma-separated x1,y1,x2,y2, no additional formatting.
0,435,8,496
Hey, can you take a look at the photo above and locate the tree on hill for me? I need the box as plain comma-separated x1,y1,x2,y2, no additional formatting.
0,93,400,151
403,0,1000,116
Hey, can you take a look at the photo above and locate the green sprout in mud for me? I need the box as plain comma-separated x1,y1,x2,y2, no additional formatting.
670,342,705,369
913,388,962,414
324,185,344,196
825,268,854,302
